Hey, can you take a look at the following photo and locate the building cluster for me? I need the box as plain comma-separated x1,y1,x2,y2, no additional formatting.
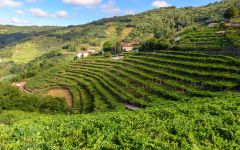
77,42,139,59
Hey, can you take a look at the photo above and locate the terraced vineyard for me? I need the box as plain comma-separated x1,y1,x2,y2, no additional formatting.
177,26,231,49
226,27,240,47
26,51,240,113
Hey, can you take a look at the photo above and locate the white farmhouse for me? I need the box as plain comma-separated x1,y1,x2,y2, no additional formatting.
77,50,96,58
121,43,134,51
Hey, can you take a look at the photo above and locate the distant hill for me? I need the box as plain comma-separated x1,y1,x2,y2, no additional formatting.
0,0,239,64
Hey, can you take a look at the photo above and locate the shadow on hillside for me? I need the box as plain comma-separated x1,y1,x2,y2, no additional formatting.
0,32,32,48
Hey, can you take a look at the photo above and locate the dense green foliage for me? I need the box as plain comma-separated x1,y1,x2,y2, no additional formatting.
0,83,70,113
140,38,170,51
102,41,122,54
224,6,240,20
103,41,113,53
1,93,240,149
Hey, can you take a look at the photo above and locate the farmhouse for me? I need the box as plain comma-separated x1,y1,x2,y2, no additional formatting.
121,43,135,51
121,43,134,51
77,50,96,58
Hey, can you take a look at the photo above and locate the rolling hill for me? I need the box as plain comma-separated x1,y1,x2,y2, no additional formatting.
1,0,240,149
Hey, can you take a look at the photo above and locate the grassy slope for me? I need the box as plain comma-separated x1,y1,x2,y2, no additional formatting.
2,36,62,64
0,93,240,149
12,42,40,64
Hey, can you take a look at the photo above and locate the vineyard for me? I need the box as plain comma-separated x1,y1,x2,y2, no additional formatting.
1,0,240,148
226,26,240,47
26,50,240,113
176,26,231,49
1,93,240,149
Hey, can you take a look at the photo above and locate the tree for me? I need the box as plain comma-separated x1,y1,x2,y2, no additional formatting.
140,38,169,52
155,39,170,50
223,6,239,21
154,29,167,39
10,64,23,74
115,41,123,54
103,41,113,53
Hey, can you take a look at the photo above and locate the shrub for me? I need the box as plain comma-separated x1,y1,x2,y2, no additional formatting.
140,38,170,51
223,6,239,21
0,83,71,113
104,52,112,58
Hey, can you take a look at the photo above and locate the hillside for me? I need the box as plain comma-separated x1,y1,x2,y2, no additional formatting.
176,26,231,49
1,49,240,148
25,50,240,113
0,0,239,64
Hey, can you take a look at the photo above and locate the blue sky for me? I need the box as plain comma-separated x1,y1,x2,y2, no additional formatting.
0,0,220,26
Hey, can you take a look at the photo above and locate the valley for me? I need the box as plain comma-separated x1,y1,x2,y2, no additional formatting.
0,0,240,149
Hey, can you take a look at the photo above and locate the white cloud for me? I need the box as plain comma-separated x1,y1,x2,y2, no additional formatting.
100,0,121,14
62,0,101,7
0,0,23,9
100,0,135,15
152,0,170,8
25,0,42,2
0,17,30,26
0,18,8,24
29,8,68,18
29,8,49,17
11,17,29,24
15,10,24,15
53,10,68,18
124,10,136,15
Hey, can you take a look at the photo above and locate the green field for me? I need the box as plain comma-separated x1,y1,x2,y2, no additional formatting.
12,42,41,64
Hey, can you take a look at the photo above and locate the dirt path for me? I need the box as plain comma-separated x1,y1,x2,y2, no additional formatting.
12,82,32,93
12,82,73,108
45,87,73,107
